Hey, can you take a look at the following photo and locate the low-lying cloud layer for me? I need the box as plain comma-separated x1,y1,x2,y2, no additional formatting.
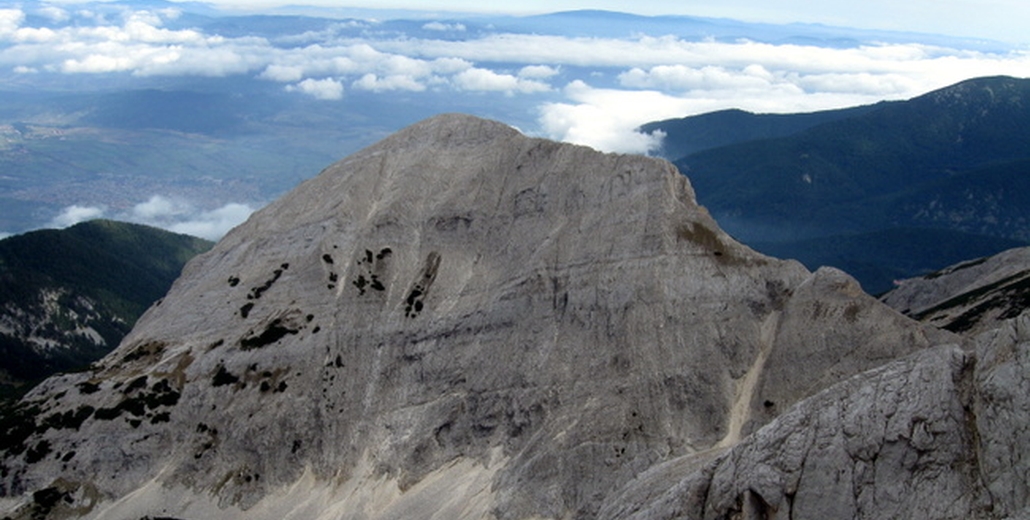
2,4,1029,158
46,196,256,241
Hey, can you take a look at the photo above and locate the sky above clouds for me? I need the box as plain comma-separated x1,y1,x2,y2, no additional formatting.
2,0,1030,239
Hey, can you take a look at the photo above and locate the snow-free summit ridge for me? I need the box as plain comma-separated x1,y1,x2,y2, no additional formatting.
6,114,1026,519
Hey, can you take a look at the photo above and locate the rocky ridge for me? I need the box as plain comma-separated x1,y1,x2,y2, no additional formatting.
0,114,1009,519
882,246,1030,335
598,311,1030,519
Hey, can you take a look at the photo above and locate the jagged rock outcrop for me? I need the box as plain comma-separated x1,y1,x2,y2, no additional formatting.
598,310,1030,520
0,114,960,519
882,246,1030,335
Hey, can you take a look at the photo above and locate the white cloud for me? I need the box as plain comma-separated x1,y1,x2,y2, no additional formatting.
422,21,466,32
1,10,260,77
518,38,1030,154
453,67,551,94
38,196,256,241
352,72,426,92
0,232,11,240
257,46,468,93
123,195,256,240
0,8,23,36
36,6,70,23
538,73,920,155
618,64,778,92
519,64,559,78
380,53,433,77
48,204,106,228
132,195,187,220
165,203,254,241
4,9,1027,106
157,8,182,21
260,63,305,82
539,81,695,154
12,26,58,43
431,57,472,74
286,77,344,99
3,8,1030,157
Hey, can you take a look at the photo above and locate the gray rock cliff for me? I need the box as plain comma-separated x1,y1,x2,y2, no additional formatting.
598,310,1030,520
0,114,967,519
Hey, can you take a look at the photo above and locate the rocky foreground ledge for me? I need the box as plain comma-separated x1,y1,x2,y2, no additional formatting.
2,114,1026,519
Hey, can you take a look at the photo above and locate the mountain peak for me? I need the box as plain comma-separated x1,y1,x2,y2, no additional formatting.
1,114,954,519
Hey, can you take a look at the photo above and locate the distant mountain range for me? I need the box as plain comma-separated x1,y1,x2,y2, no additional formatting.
647,75,1030,293
0,220,211,398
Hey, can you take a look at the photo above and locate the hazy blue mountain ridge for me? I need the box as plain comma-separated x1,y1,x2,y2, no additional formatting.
649,76,1030,293
641,104,887,162
675,76,1030,232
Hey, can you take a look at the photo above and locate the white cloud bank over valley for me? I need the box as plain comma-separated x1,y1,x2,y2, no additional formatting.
1,4,1029,157
46,196,256,241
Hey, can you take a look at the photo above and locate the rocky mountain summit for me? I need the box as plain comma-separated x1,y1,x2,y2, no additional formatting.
1,114,1027,519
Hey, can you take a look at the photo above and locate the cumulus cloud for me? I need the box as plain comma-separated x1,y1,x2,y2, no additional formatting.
538,72,920,155
378,34,1030,91
3,7,1030,156
422,22,466,32
0,8,23,35
255,45,469,91
165,203,254,241
618,64,779,92
521,38,1030,154
43,196,255,241
352,73,426,92
128,196,254,240
5,8,1027,107
431,57,473,74
1,9,261,77
286,77,344,100
259,64,304,82
48,204,106,228
36,6,70,23
519,65,559,79
453,67,551,94
539,81,696,154
131,195,188,221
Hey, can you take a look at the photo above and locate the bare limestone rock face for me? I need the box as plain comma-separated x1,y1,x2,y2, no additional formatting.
881,246,1030,336
599,310,1030,520
974,313,1030,519
1,114,954,519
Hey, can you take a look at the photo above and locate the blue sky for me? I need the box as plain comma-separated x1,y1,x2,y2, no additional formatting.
192,0,1030,44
